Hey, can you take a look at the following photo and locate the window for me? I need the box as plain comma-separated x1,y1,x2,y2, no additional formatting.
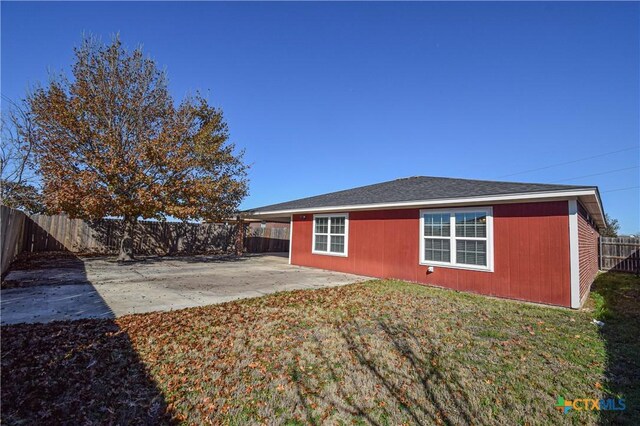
313,214,348,256
420,207,493,271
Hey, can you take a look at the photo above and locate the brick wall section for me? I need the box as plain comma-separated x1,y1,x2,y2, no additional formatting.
578,203,599,304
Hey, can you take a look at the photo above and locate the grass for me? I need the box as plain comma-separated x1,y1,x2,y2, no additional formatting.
2,272,638,425
588,272,640,424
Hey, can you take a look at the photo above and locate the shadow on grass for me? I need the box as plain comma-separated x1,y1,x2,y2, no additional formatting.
293,320,475,425
1,319,175,424
591,271,640,425
2,230,174,423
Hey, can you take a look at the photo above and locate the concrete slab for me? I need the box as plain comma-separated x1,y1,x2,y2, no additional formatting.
1,254,368,325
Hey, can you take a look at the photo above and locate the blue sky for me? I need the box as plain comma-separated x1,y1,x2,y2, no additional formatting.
2,2,638,233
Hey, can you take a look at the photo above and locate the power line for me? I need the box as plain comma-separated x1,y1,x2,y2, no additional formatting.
556,166,639,183
497,146,639,178
601,186,640,193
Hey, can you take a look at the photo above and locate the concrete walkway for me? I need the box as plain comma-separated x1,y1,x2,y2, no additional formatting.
1,254,368,325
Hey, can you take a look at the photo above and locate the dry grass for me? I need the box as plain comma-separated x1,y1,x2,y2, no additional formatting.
3,273,638,425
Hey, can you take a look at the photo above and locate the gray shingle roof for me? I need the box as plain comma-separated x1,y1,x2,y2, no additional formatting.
246,176,595,213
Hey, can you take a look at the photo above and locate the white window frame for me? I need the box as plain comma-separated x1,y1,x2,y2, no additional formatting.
419,207,494,272
312,213,349,257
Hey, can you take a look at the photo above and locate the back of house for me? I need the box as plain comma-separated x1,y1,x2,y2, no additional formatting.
246,176,604,308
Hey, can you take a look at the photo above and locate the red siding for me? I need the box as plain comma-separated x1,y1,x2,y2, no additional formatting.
291,201,572,307
578,203,599,304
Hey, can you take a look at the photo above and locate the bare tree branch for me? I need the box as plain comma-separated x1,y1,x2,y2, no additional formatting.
1,96,44,213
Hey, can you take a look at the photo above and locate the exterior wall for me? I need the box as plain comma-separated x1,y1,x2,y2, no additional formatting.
577,203,599,304
291,201,572,307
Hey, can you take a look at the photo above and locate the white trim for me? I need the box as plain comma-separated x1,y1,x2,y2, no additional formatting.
249,189,600,217
288,214,293,265
419,206,494,272
311,213,349,257
568,199,581,309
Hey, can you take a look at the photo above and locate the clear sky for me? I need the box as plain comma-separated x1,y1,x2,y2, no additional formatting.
2,2,639,233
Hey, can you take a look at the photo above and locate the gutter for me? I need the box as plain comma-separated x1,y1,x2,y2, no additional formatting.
245,188,604,227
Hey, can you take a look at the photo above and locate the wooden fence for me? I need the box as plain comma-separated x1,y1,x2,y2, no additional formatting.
1,206,27,276
22,215,290,255
23,214,240,255
599,237,640,274
1,206,290,275
245,222,290,253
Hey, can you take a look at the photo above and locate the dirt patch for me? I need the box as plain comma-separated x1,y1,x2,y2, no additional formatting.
2,252,90,290
8,251,87,271
1,279,29,290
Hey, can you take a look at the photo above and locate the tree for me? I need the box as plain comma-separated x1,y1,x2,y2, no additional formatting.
601,213,621,237
25,36,248,261
0,180,46,214
1,98,46,214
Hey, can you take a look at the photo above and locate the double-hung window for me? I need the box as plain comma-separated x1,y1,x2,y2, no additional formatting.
313,214,348,256
420,207,493,271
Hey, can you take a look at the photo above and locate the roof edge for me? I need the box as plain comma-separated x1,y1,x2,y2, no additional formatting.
245,188,604,224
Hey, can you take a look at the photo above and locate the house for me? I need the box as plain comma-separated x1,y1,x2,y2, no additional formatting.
246,176,604,308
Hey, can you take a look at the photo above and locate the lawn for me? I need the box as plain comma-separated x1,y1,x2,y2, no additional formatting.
2,272,638,425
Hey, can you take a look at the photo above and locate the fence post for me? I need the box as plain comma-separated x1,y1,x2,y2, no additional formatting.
599,237,602,270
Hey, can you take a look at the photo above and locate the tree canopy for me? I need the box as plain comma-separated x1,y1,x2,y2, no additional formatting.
25,36,248,260
602,213,621,237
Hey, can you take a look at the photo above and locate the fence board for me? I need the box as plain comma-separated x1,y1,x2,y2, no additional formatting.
1,206,27,276
599,236,640,274
244,223,290,253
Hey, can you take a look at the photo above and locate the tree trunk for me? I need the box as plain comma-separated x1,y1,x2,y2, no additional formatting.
117,215,136,262
235,219,245,256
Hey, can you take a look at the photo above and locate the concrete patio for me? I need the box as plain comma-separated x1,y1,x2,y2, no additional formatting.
1,253,368,325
